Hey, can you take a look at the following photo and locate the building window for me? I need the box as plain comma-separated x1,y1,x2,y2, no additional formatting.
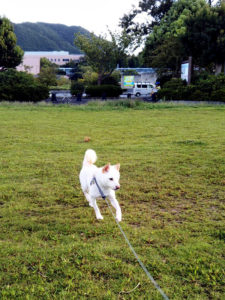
63,59,69,62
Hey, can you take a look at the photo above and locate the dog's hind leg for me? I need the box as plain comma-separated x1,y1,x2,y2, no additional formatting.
108,192,122,222
91,197,103,220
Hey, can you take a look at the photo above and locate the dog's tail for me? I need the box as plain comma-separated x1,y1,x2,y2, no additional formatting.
83,149,97,166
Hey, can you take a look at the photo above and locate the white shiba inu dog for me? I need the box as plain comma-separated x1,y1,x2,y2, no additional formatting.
79,149,122,222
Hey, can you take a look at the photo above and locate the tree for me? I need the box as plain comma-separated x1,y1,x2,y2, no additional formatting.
37,58,57,87
180,3,225,72
0,69,49,102
120,0,218,56
142,0,208,74
120,0,174,36
120,0,218,36
37,67,57,87
0,17,23,71
74,32,127,85
40,57,56,69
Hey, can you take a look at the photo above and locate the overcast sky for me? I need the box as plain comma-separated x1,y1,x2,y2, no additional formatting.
2,0,140,35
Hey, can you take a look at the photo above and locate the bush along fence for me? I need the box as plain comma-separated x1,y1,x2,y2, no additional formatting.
0,69,49,102
85,85,123,98
157,74,225,102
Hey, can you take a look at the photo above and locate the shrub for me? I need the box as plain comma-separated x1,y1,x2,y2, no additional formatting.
182,85,197,99
156,78,186,100
0,69,49,102
70,81,85,96
189,90,209,101
192,70,211,83
57,76,70,87
156,74,173,87
85,85,123,98
163,78,186,89
37,66,57,87
210,89,225,102
101,76,120,86
157,88,174,100
157,74,225,101
195,80,213,95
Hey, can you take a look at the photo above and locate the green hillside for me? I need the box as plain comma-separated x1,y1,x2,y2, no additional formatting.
13,22,90,54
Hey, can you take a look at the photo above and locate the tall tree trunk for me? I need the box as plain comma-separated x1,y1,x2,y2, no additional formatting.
97,74,102,86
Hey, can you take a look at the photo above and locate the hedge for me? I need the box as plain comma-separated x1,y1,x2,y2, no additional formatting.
85,85,123,98
0,69,49,102
157,74,225,102
70,81,85,96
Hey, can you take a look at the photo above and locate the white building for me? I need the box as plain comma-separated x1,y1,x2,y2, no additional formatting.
17,51,84,75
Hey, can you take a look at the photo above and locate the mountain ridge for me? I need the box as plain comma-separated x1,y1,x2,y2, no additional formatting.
13,22,89,54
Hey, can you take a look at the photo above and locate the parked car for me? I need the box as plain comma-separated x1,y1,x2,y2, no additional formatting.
122,82,155,98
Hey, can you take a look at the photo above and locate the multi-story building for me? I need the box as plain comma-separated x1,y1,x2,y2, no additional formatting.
17,51,84,75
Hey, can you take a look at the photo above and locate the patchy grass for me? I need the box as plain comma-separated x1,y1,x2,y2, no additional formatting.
0,102,224,299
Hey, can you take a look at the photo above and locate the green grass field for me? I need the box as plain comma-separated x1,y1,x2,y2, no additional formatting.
0,101,224,299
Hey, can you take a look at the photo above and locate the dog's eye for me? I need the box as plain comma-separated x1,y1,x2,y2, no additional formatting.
109,178,113,181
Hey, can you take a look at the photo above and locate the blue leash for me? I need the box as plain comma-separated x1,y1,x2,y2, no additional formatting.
92,177,170,300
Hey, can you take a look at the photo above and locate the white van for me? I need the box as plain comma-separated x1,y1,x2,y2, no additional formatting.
122,82,155,98
133,82,155,97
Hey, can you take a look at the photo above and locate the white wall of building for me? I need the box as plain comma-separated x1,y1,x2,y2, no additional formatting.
17,51,84,75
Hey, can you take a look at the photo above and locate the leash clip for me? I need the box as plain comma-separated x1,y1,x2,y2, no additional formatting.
90,178,95,186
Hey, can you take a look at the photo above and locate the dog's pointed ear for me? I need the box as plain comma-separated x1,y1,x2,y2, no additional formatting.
115,163,120,171
102,163,110,173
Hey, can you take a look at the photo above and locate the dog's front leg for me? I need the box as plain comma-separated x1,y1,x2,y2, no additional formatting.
91,197,103,220
84,192,93,207
108,192,122,222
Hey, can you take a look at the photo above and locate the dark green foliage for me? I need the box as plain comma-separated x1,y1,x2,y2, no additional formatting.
157,74,173,87
188,90,209,101
142,1,225,75
181,3,225,67
211,89,225,101
13,22,90,53
157,78,186,100
70,81,85,96
0,17,24,70
37,67,57,87
85,85,123,97
0,69,49,102
120,0,174,36
163,78,187,89
74,33,123,85
192,70,212,83
157,74,225,101
101,76,120,86
142,0,207,71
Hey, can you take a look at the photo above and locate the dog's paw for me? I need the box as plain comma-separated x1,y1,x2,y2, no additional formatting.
96,215,104,220
116,216,122,222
